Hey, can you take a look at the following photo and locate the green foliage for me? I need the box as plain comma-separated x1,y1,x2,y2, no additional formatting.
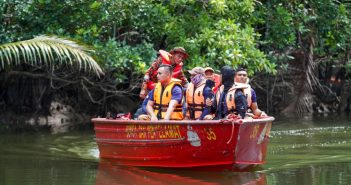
1,0,277,83
186,19,275,75
94,40,156,82
258,0,351,62
163,0,274,74
0,36,103,76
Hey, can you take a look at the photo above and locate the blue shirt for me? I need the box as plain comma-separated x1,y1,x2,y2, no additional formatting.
251,88,257,103
141,95,149,114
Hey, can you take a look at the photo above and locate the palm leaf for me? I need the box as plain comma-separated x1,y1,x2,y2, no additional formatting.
0,36,104,77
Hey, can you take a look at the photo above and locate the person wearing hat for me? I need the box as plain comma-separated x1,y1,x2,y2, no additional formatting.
204,67,221,93
210,66,248,119
185,67,214,120
139,47,189,99
138,64,184,121
234,68,267,117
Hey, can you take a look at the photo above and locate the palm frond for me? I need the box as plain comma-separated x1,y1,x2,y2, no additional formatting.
0,36,104,77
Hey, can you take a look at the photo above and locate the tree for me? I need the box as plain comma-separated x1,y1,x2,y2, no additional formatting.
0,36,103,75
0,36,105,114
256,0,351,113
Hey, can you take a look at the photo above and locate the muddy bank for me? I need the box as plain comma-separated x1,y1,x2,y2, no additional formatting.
0,97,139,133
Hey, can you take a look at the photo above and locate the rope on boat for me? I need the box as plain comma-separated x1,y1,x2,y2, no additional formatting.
226,119,235,144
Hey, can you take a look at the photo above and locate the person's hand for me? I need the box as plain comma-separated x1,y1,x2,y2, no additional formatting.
203,115,214,120
150,115,158,121
143,75,150,82
260,111,267,117
205,98,213,106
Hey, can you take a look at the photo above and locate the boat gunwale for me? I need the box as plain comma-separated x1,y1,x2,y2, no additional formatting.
92,117,275,125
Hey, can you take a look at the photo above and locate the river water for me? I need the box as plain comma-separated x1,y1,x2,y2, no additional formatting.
0,114,350,185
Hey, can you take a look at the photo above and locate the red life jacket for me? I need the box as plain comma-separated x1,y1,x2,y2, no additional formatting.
146,50,184,91
212,74,221,94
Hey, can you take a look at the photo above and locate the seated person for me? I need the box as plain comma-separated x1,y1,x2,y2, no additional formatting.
212,66,248,119
185,67,214,120
234,68,267,117
139,47,189,99
138,64,184,121
133,94,149,119
204,67,221,93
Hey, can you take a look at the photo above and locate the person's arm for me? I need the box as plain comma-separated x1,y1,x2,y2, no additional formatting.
251,102,266,116
145,90,158,121
250,89,266,116
146,100,158,121
178,70,189,87
141,96,149,114
164,100,179,120
144,57,162,80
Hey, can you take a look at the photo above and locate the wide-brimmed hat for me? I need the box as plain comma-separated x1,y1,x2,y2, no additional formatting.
188,67,205,75
170,47,189,59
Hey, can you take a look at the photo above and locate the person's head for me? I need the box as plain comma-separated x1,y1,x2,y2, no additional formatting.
188,67,205,86
170,47,189,65
188,67,204,78
157,64,173,85
235,67,248,83
220,66,235,90
204,67,215,80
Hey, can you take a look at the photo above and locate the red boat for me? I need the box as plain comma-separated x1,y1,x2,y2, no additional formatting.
92,117,274,171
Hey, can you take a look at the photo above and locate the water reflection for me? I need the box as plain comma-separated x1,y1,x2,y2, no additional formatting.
265,163,351,185
96,161,267,185
1,115,351,185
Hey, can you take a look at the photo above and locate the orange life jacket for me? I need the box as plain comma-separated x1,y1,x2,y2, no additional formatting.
235,82,252,107
186,81,206,119
215,83,249,113
153,79,184,120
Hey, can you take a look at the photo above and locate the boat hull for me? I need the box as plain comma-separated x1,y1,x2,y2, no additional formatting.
92,117,274,171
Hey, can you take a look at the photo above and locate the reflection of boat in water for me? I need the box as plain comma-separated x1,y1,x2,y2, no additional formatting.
92,117,274,171
96,161,267,185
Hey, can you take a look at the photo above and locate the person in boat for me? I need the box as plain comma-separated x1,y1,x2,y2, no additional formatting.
133,94,150,119
204,67,221,93
139,47,189,99
210,66,248,119
185,67,214,120
234,68,267,117
138,64,184,121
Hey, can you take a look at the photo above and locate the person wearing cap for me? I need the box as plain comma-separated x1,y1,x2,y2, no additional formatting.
234,68,267,117
204,67,221,93
139,47,189,99
185,67,214,120
210,66,248,119
138,64,184,121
